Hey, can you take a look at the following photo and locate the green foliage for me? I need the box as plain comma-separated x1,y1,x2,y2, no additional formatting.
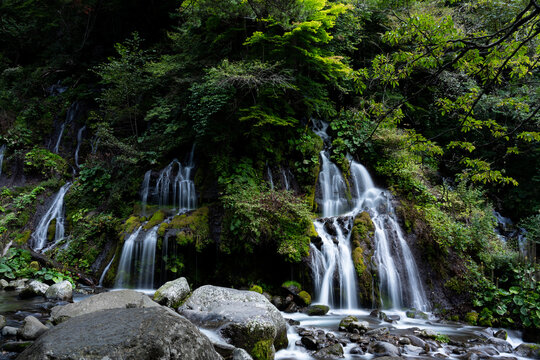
24,148,68,178
249,284,263,294
222,184,313,262
0,248,73,284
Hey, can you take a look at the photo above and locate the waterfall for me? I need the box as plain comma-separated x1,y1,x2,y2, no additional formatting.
0,144,5,178
98,255,115,287
280,167,291,190
144,146,196,214
350,162,429,311
114,226,158,289
30,183,71,252
74,125,86,168
267,166,274,190
53,122,65,154
310,119,428,311
317,151,350,218
53,102,80,154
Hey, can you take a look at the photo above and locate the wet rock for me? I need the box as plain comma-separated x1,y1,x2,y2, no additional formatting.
338,315,357,330
405,309,429,320
418,329,437,339
282,282,301,296
514,343,540,358
44,281,72,301
305,305,330,316
365,327,389,336
370,309,397,323
403,344,423,355
233,348,254,360
398,337,411,345
0,279,9,288
468,345,500,356
153,277,190,308
5,278,27,290
348,321,369,333
179,285,287,359
50,289,159,324
313,343,344,359
271,296,285,310
284,302,298,313
486,337,512,353
286,318,300,326
406,335,426,348
301,336,319,350
19,316,48,340
2,326,19,337
494,329,507,340
350,346,364,355
369,341,400,357
1,341,33,353
0,315,6,329
323,221,338,237
386,314,400,322
18,307,221,360
19,280,49,299
297,291,312,306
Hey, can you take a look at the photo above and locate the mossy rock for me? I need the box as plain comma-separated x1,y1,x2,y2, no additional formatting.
123,216,142,234
251,339,274,360
157,222,169,237
47,219,57,242
250,285,263,294
144,210,166,230
305,304,329,316
297,291,311,306
351,211,374,247
169,207,209,229
352,247,366,275
29,261,40,272
170,207,211,251
464,311,478,325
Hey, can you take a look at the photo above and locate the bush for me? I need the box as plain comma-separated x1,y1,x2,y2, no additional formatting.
24,147,68,178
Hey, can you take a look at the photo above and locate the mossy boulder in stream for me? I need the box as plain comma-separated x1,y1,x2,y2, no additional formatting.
350,211,378,307
179,285,287,360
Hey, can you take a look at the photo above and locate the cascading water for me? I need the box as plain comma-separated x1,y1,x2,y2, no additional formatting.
115,226,159,290
99,255,115,287
267,166,274,190
281,167,292,191
140,147,197,214
53,102,80,154
0,144,5,178
310,120,428,311
74,125,86,168
30,183,71,252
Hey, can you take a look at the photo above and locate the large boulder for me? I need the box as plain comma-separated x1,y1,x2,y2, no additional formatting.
514,343,540,358
19,316,48,340
180,285,287,360
19,280,49,299
44,281,72,301
18,307,221,360
50,289,159,324
153,277,191,308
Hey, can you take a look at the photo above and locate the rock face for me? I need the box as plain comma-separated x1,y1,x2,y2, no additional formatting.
0,315,6,330
19,280,50,299
50,289,160,324
18,307,221,360
20,316,48,340
153,277,191,308
180,285,287,360
44,281,72,301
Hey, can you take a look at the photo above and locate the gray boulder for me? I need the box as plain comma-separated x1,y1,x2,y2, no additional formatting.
514,343,540,358
153,277,190,308
44,281,72,301
19,280,49,299
313,343,344,359
2,326,19,337
5,278,27,290
18,307,221,360
180,285,287,360
50,289,159,324
305,305,330,316
19,316,48,340
0,315,6,329
369,341,400,357
0,279,9,288
233,348,253,360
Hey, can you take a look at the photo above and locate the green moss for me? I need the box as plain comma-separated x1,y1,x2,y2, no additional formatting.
250,339,273,360
158,222,169,237
144,210,166,230
123,216,142,233
352,247,366,275
281,280,301,290
171,207,211,251
29,261,40,271
465,311,478,325
250,285,263,294
47,219,57,242
298,290,311,305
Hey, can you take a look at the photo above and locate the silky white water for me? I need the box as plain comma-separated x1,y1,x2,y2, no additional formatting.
30,182,72,252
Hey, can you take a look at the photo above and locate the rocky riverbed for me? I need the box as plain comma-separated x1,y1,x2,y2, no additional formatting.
1,278,539,360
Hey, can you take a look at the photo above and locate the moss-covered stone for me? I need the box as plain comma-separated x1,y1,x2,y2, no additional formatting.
250,285,263,294
29,261,40,272
251,339,274,360
47,219,57,242
170,207,211,251
123,216,142,234
157,222,169,237
297,290,311,306
143,210,166,230
464,311,478,325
